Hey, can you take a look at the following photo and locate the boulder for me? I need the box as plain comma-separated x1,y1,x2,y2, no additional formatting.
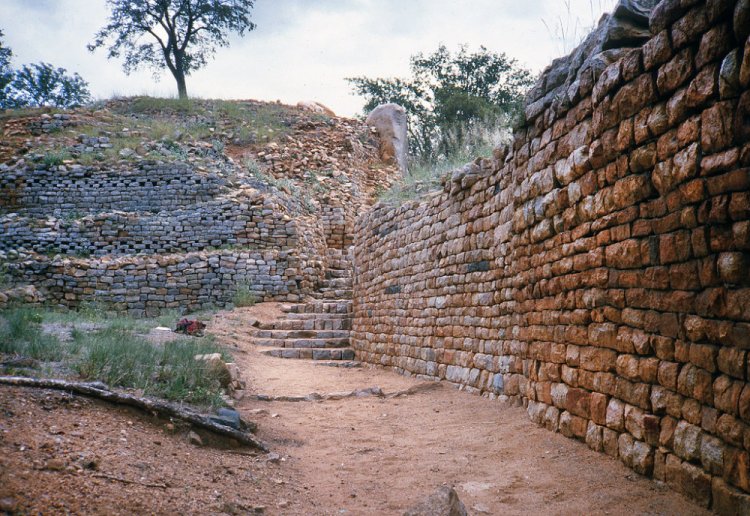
2,285,44,304
366,103,408,174
403,486,467,516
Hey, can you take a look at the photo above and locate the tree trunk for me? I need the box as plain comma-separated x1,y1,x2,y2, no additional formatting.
172,50,188,99
175,70,188,100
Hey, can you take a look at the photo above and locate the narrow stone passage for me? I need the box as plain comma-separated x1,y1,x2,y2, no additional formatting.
210,304,710,515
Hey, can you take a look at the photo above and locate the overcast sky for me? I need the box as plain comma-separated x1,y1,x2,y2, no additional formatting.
1,0,617,117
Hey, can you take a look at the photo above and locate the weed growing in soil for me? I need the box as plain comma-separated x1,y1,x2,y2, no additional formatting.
0,306,228,407
232,283,258,307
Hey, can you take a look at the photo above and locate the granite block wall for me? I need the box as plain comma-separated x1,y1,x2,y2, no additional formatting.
0,161,329,310
352,0,750,509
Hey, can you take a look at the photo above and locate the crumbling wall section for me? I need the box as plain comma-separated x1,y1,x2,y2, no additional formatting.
352,0,750,509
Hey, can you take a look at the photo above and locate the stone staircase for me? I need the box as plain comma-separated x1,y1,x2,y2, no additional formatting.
248,248,357,364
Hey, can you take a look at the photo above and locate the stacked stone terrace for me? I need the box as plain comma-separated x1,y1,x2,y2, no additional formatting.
352,0,750,510
0,161,327,314
0,98,398,315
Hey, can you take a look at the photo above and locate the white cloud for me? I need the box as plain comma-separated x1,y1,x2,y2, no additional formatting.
1,0,617,117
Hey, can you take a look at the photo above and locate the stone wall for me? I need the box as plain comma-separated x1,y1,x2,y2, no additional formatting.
352,0,750,509
0,159,328,310
0,164,226,216
5,248,317,315
1,191,300,256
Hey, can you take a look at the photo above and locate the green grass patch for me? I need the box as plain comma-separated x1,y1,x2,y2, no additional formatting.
73,327,226,406
0,305,228,407
0,307,64,361
119,96,201,115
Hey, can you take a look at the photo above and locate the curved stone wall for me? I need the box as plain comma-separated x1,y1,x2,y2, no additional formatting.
352,0,750,509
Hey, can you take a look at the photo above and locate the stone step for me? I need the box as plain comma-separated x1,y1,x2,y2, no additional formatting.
284,312,352,320
252,337,350,349
253,329,349,340
269,318,351,331
314,360,361,368
261,347,356,361
286,301,351,314
322,277,352,288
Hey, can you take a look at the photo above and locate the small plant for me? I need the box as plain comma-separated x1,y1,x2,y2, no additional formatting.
211,139,225,153
0,264,10,289
42,149,71,167
304,172,330,195
232,282,257,307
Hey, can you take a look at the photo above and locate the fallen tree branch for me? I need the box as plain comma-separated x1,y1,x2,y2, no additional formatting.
0,376,268,452
387,381,443,398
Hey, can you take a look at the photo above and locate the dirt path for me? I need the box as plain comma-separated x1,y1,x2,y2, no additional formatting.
0,306,710,514
219,306,709,515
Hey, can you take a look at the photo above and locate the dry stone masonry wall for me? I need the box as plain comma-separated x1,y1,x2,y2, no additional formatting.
1,191,301,256
352,0,750,510
0,164,225,216
0,161,327,311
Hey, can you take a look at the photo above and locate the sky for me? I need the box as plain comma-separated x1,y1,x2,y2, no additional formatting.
1,0,617,117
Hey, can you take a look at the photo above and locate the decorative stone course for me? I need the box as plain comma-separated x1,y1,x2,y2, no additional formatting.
352,0,750,509
0,164,226,216
1,190,300,257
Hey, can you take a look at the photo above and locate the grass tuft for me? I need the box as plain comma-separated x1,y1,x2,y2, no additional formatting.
232,283,258,307
381,117,510,204
0,306,228,407
0,307,64,361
